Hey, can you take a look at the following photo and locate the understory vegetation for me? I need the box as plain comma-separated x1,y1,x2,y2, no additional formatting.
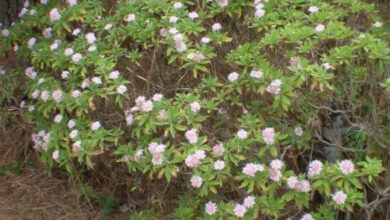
0,0,389,219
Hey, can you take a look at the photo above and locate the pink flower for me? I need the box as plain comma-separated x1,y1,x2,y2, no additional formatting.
125,114,133,125
85,32,96,44
190,101,201,113
190,176,203,188
212,144,225,156
169,16,179,23
68,119,76,128
185,150,206,168
64,48,74,56
92,77,102,85
49,8,61,22
116,85,127,94
109,70,120,79
158,110,168,120
301,213,314,220
61,71,70,79
243,196,255,208
228,72,239,82
201,37,211,44
295,180,311,193
152,153,163,165
28,38,36,49
255,8,265,18
72,141,81,152
67,0,77,6
250,70,263,79
72,90,81,98
262,127,275,145
315,24,325,32
91,121,101,130
332,191,347,205
287,176,298,189
124,14,136,22
54,114,63,123
214,160,225,170
237,129,248,139
72,53,82,62
134,150,144,161
308,160,323,177
338,160,354,175
141,100,153,112
52,90,63,102
270,159,283,170
72,28,81,36
152,93,163,102
269,168,282,182
242,163,264,177
212,23,222,32
188,12,198,19
205,201,217,215
295,127,303,136
373,21,383,28
40,90,50,102
173,2,183,9
308,6,319,14
175,39,187,53
233,204,247,218
40,0,47,4
185,129,198,144
52,150,59,159
31,90,40,99
69,130,78,139
42,28,52,38
266,79,282,95
1,29,10,37
217,0,228,8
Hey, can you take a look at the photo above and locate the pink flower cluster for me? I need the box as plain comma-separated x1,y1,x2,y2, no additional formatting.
254,0,266,18
185,150,206,168
148,142,166,165
212,144,225,156
287,176,311,193
266,79,282,95
333,190,347,205
205,201,217,215
190,175,203,188
242,163,264,177
131,96,154,112
233,195,255,218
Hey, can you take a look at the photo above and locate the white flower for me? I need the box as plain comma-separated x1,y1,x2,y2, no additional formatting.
54,114,63,123
338,160,354,175
201,37,211,44
333,191,347,205
61,71,70,79
69,130,78,139
52,150,60,159
270,159,283,170
85,32,96,44
64,48,74,56
49,8,61,22
255,8,265,18
124,14,136,22
72,141,82,152
373,21,383,28
72,90,81,98
237,129,248,139
91,121,101,130
52,90,63,102
228,72,239,82
50,43,59,50
116,85,127,94
104,24,113,30
173,2,183,9
81,79,90,89
72,28,81,36
40,91,50,102
141,100,153,112
188,12,199,19
249,70,263,79
214,160,225,170
28,38,36,49
67,119,76,128
212,23,222,31
218,0,229,8
308,6,319,14
243,195,255,208
67,0,78,6
168,28,178,34
72,53,82,62
92,77,102,85
169,16,179,23
152,93,163,102
1,29,10,37
31,90,40,99
88,45,97,52
315,24,325,32
109,70,120,79
190,101,201,113
301,213,314,220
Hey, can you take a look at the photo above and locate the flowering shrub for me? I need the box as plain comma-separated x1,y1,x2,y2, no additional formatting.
1,0,389,219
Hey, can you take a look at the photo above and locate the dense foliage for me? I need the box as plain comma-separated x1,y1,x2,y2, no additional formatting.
1,0,389,219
